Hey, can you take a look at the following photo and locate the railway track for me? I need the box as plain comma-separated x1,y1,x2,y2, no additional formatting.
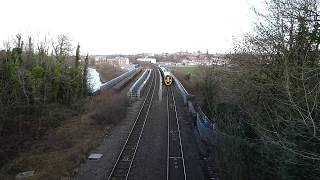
167,86,187,180
107,68,157,180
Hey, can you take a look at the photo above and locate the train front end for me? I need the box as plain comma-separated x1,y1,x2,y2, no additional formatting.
163,71,173,86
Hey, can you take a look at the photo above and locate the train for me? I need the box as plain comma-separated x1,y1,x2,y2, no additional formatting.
159,66,174,86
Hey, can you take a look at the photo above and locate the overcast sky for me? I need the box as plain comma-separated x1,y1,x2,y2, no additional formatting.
0,0,261,55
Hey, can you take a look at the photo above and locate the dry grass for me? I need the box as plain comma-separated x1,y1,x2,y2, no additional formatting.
171,67,202,97
0,92,129,180
91,91,129,125
0,113,105,180
94,63,124,82
172,66,242,105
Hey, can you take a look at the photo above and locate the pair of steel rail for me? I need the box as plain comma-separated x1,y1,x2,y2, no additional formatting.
166,86,187,180
107,69,156,180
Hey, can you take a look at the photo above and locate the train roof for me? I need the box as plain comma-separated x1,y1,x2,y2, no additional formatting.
163,71,172,76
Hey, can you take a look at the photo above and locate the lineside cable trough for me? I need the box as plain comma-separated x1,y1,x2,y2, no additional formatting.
128,69,152,98
99,68,141,92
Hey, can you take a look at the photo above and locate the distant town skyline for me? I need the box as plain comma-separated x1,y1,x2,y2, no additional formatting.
90,50,223,56
0,0,262,55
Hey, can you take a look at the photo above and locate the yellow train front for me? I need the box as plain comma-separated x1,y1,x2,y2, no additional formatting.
159,66,174,86
164,73,173,86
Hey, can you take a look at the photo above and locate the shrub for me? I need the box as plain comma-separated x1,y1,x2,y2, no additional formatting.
91,92,129,125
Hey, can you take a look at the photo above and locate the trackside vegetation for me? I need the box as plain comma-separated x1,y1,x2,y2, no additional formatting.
207,1,320,179
0,34,89,169
175,0,320,179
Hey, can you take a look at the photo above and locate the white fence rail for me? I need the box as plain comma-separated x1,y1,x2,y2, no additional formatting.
158,69,163,101
171,74,189,105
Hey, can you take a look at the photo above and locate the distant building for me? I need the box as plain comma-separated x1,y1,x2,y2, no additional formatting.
160,53,169,57
174,51,191,56
189,55,209,62
136,57,156,64
107,57,129,65
211,57,230,66
94,56,129,65
137,53,154,57
94,56,106,63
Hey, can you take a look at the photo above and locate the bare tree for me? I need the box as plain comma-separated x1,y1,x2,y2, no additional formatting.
52,34,73,58
241,0,320,161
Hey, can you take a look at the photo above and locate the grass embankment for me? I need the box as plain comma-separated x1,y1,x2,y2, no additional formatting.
171,65,239,114
170,66,202,97
94,63,125,82
170,65,234,103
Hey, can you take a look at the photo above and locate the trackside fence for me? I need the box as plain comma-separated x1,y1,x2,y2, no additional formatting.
173,75,217,146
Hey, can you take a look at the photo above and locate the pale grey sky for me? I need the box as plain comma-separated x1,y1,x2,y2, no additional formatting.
0,0,261,54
